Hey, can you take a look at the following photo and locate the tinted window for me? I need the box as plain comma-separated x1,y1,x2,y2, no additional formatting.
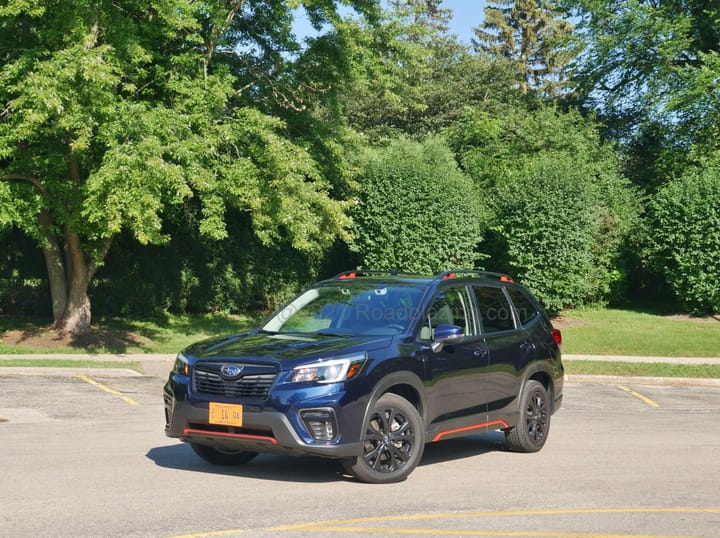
472,286,515,333
419,286,473,340
263,283,423,336
507,287,539,326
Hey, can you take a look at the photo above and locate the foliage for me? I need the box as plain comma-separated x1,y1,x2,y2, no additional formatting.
448,105,639,312
335,1,520,140
349,137,485,274
563,0,720,147
0,0,375,332
643,161,720,314
474,0,575,96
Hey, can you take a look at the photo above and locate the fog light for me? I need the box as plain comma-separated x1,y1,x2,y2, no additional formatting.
300,409,338,441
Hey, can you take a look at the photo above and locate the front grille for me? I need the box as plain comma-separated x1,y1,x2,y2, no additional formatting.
193,362,277,399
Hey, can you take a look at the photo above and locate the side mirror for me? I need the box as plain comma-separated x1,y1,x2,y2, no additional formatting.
431,324,464,353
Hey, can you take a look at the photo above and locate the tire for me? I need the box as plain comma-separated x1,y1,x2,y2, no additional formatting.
341,393,425,484
505,380,551,453
190,443,259,465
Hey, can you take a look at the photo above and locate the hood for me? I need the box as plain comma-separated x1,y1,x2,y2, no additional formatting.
183,331,393,367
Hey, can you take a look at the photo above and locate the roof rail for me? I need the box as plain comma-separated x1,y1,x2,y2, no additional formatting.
437,270,515,283
332,270,423,280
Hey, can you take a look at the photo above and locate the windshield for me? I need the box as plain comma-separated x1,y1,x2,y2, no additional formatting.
262,282,424,336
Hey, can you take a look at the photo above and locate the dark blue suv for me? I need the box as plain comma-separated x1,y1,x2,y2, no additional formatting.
163,270,564,483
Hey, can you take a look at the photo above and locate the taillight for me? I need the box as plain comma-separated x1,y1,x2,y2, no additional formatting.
551,328,562,347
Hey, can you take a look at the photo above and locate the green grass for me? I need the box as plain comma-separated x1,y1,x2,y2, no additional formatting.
0,358,140,370
564,360,720,378
0,313,262,354
558,307,720,357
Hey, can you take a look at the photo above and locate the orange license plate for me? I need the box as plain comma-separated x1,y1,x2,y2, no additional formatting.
209,402,243,427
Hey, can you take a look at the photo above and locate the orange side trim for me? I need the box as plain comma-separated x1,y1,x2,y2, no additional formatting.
431,420,510,442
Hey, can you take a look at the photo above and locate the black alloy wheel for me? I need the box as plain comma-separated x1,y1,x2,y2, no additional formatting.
341,393,425,483
506,379,550,452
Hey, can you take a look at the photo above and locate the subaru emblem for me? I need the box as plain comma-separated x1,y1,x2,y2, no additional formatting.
220,364,244,379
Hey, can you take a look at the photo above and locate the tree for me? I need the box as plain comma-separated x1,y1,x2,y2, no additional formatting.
331,0,520,141
350,137,485,273
643,159,720,315
563,0,720,149
473,0,575,95
447,105,640,311
0,0,377,333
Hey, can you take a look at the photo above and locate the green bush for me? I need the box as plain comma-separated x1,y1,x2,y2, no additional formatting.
449,106,640,313
90,208,328,317
488,154,638,312
644,162,720,314
349,137,486,273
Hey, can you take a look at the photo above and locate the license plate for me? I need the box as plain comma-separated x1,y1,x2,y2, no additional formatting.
209,402,243,427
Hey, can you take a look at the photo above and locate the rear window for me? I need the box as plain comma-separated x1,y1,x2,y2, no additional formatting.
472,286,515,333
507,287,539,326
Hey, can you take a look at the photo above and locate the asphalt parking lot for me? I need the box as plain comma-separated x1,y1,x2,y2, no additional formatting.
0,369,719,538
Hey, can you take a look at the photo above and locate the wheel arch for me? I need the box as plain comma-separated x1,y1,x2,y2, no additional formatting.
362,371,427,432
520,364,555,408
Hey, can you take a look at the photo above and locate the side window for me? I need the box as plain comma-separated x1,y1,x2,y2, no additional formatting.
472,286,516,334
419,286,473,340
507,287,539,326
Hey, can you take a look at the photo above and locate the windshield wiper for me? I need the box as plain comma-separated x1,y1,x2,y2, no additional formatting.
312,329,354,337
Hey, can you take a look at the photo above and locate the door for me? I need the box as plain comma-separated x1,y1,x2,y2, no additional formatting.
420,285,490,427
472,285,536,414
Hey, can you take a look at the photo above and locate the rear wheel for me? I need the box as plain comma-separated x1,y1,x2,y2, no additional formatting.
341,393,425,484
505,380,550,452
190,443,259,465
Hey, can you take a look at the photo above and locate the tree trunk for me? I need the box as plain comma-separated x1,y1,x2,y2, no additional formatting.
53,232,93,334
55,281,92,334
39,210,108,334
39,210,67,321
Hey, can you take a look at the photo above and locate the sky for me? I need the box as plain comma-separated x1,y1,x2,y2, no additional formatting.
292,1,488,46
442,0,487,44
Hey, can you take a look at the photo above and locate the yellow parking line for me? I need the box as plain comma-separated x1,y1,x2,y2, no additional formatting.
76,374,140,406
168,508,720,538
618,385,661,407
263,508,720,538
297,526,702,537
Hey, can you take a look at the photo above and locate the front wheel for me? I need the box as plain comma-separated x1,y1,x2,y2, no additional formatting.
190,443,259,465
341,393,425,484
505,380,551,452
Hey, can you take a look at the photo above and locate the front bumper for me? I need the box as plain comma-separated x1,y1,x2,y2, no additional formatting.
163,375,365,459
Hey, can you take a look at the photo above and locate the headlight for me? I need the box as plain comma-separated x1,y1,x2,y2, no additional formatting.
290,353,366,384
174,353,190,376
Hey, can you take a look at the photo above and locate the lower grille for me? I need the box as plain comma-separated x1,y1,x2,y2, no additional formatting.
193,364,277,399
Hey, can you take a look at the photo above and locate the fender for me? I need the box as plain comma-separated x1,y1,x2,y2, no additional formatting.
517,361,557,410
359,370,428,437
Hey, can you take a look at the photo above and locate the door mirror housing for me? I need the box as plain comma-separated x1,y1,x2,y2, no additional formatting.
431,324,464,353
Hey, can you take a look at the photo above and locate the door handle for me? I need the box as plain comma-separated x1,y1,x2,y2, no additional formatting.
473,348,488,358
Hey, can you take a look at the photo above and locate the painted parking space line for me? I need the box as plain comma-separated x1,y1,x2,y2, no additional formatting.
265,508,720,538
170,508,720,538
618,385,661,407
166,508,720,538
277,528,706,537
76,374,140,406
